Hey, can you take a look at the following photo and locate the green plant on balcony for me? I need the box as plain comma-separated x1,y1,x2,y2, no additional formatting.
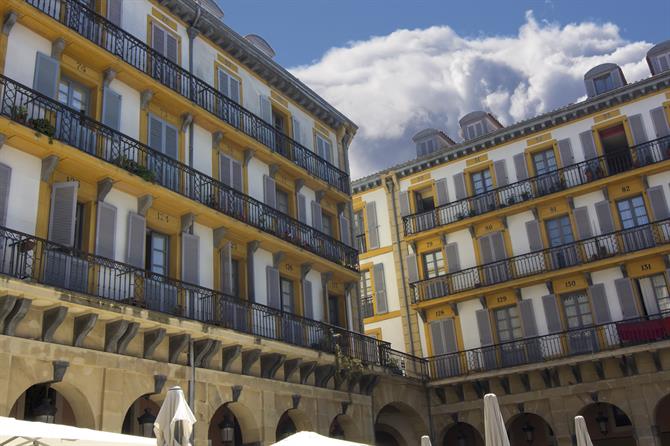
335,344,368,385
385,356,404,376
29,118,55,144
11,105,28,123
113,155,157,183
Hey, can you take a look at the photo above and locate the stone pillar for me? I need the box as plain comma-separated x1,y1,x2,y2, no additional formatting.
547,394,574,446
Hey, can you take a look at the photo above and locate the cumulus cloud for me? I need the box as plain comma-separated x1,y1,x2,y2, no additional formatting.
289,11,653,179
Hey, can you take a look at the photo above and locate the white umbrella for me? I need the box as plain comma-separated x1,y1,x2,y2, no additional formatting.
153,386,196,446
272,431,369,445
0,416,155,445
574,416,594,446
420,435,432,446
483,393,510,446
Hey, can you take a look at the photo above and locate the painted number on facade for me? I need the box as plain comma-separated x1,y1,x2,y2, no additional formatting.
65,176,80,185
641,263,652,271
549,206,558,214
76,63,87,73
485,224,494,231
621,185,631,193
156,211,170,223
496,296,507,303
285,264,293,272
564,280,577,288
426,241,433,248
435,310,445,318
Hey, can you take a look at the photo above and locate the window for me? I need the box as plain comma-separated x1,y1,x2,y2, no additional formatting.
562,292,593,329
417,138,437,156
273,110,286,133
638,274,670,313
217,68,240,103
470,168,493,195
532,149,558,175
545,216,574,247
360,269,373,318
322,212,333,237
276,188,290,215
656,53,670,73
329,295,342,327
593,73,615,95
280,277,294,313
616,195,649,229
493,306,522,342
73,203,86,251
414,189,435,212
316,133,333,164
151,23,178,63
58,77,91,115
465,121,485,140
422,250,445,279
146,232,169,275
354,210,366,253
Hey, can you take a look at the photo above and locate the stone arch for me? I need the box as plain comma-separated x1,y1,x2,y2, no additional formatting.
329,414,356,441
121,396,161,437
506,412,555,446
375,402,429,446
655,394,670,446
276,409,313,442
439,422,484,446
579,402,636,445
223,402,261,445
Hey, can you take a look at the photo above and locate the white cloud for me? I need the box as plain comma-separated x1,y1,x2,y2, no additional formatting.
289,11,653,179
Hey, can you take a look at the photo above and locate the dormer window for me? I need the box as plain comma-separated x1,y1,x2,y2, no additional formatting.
584,63,626,97
593,73,616,96
647,40,670,75
465,121,485,140
412,128,455,157
458,111,503,141
417,138,437,157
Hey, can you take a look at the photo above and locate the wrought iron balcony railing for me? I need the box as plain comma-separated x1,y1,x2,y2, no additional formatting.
25,0,351,194
0,225,379,365
0,74,358,271
403,136,670,236
360,296,374,319
426,311,670,380
411,219,670,303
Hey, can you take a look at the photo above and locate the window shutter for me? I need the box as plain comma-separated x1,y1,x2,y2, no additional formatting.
430,321,447,356
579,131,598,160
95,201,117,259
525,220,544,251
615,278,639,320
259,95,272,124
651,107,670,138
574,206,594,239
339,214,351,246
151,24,165,54
229,77,240,104
518,299,538,337
453,173,467,200
231,159,243,191
148,115,163,152
490,232,507,261
585,79,597,98
542,294,562,334
164,124,178,159
126,212,146,268
263,175,276,208
102,87,122,131
107,0,123,26
435,179,449,207
302,279,313,319
373,263,388,314
589,284,611,324
399,191,411,217
557,139,575,167
647,186,670,221
48,182,78,247
266,266,280,309
513,153,528,181
407,254,419,283
33,52,60,99
594,200,615,234
291,116,301,144
218,69,230,96
296,194,307,223
475,309,493,346
442,318,458,353
642,273,665,315
493,159,508,186
311,201,323,232
181,232,200,285
219,153,231,187
628,114,648,145
165,34,178,63
366,202,379,249
445,242,460,273
0,164,11,227
221,242,233,295
478,235,493,264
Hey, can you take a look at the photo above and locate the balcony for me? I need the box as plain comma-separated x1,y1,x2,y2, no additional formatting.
411,219,670,303
403,136,670,236
25,0,351,195
426,312,670,380
0,74,358,271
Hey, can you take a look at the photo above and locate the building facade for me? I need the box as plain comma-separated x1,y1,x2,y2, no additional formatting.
354,41,670,445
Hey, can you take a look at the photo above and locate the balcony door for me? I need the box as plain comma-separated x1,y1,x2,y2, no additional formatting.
545,215,578,268
599,124,632,175
616,195,654,251
533,148,561,196
561,292,598,354
470,168,495,214
413,188,436,231
353,210,366,253
637,274,670,316
493,306,525,366
58,76,96,153
144,231,176,313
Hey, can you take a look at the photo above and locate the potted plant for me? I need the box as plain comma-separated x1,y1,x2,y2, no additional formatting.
521,191,531,201
507,196,516,206
29,118,56,144
11,105,28,123
335,344,368,388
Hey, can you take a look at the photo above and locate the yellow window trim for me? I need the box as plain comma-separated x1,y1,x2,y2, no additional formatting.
591,115,634,158
626,256,665,278
525,140,561,175
365,327,382,340
358,245,394,261
147,17,182,65
214,62,244,105
364,310,401,324
464,160,496,196
139,104,187,164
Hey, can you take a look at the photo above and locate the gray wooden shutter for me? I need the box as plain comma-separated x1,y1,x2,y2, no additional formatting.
266,266,280,309
615,278,639,320
628,114,648,145
478,235,493,263
126,212,146,268
585,78,597,98
407,254,419,283
95,201,117,259
453,173,467,200
518,299,538,337
311,201,323,231
339,214,351,246
219,153,231,186
442,318,458,353
373,263,388,314
218,68,230,96
525,220,544,251
579,131,598,160
557,139,575,167
259,95,273,124
490,231,507,260
476,309,493,346
263,175,276,208
231,159,243,192
643,274,664,315
107,0,123,26
648,186,670,221
296,194,307,223
493,159,508,186
102,87,122,131
164,123,178,160
302,279,313,318
574,206,594,239
366,202,379,249
33,52,60,99
430,321,447,356
181,232,200,285
165,34,178,64
651,107,670,138
435,179,449,206
595,200,615,234
445,242,460,273
48,182,78,247
513,153,528,181
291,116,301,144
589,283,611,324
148,115,163,152
0,164,11,227
542,294,562,334
151,24,165,53
221,242,233,295
399,191,411,216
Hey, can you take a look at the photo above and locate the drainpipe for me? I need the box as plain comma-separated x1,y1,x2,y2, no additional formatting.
386,176,417,357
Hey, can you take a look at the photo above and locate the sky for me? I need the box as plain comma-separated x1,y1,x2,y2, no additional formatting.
218,0,670,179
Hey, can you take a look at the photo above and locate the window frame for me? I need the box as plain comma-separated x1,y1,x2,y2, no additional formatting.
149,19,180,64
616,194,649,230
314,131,333,164
216,65,242,104
470,167,494,196
492,305,523,343
359,267,374,319
146,230,170,276
421,249,446,280
593,73,615,95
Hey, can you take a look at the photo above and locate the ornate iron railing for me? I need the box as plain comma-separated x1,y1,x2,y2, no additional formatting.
25,0,351,194
404,136,670,236
411,219,670,302
0,74,358,270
